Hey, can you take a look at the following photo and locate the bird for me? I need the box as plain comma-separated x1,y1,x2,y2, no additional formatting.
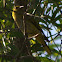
12,6,51,54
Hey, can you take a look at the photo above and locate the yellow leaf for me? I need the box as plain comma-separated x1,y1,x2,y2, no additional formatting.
54,53,58,56
30,39,36,44
2,20,5,22
50,41,53,44
59,2,61,4
56,29,60,32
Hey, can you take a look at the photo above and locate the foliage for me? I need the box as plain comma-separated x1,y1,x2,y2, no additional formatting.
0,0,62,62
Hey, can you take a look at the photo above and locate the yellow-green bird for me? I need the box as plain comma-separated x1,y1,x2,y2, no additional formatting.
12,6,51,54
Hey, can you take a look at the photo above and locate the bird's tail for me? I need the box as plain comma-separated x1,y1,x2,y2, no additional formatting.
36,34,51,54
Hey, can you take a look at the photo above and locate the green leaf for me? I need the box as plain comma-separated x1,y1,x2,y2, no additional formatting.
0,34,2,39
7,33,10,38
54,15,61,21
51,8,59,21
5,20,12,27
12,23,15,28
46,7,51,14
